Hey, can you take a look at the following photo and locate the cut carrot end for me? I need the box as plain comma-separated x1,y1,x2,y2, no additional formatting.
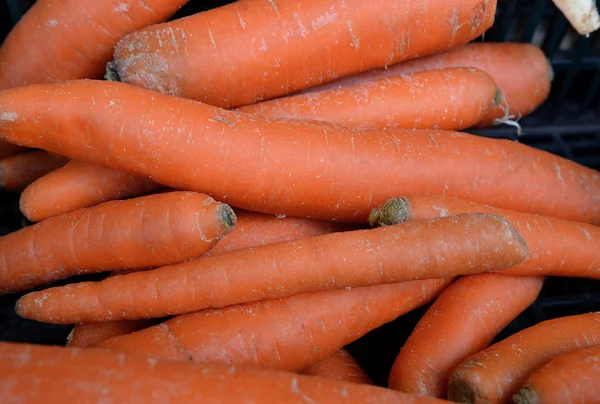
368,197,409,227
105,61,121,82
512,385,538,404
216,203,237,231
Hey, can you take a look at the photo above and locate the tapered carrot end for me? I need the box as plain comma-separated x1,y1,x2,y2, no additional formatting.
368,197,409,227
15,293,36,320
485,213,530,261
512,385,538,404
105,61,121,82
216,203,237,233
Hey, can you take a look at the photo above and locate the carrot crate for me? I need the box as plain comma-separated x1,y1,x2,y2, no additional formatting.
1,0,600,390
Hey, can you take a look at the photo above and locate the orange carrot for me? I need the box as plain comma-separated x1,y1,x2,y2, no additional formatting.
513,344,600,404
0,150,66,192
0,342,449,404
20,160,161,222
1,81,598,224
0,191,235,295
0,142,25,160
388,274,544,397
447,312,600,404
302,349,373,385
67,319,154,348
16,213,529,324
0,0,190,88
302,42,552,127
370,195,600,279
98,279,450,371
237,68,498,131
110,0,496,108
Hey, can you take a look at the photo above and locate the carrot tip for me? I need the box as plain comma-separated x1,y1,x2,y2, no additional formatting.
368,197,409,227
216,204,237,232
512,385,538,404
105,61,121,82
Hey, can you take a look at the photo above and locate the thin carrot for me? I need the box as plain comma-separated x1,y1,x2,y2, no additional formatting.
300,42,552,128
16,213,529,324
67,319,154,348
0,342,449,404
369,195,600,279
1,81,599,224
302,349,373,385
98,279,450,371
110,0,496,108
0,191,235,295
388,274,544,397
447,312,600,404
237,68,498,131
0,150,66,192
513,344,600,404
0,0,190,88
0,142,25,160
20,160,161,222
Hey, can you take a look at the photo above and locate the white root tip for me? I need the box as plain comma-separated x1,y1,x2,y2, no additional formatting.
551,0,600,35
493,92,524,136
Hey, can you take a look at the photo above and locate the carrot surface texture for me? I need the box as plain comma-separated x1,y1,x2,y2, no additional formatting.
370,195,600,279
0,150,65,192
447,312,600,404
388,274,544,397
1,81,599,224
98,280,449,372
301,42,552,128
302,348,374,385
237,68,498,131
20,160,161,222
0,342,449,404
513,344,600,404
0,191,235,295
110,0,497,108
16,213,529,324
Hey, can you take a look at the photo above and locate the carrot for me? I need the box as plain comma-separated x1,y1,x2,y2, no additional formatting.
67,319,154,348
302,42,552,128
0,150,66,192
388,274,544,397
97,279,450,371
0,191,235,295
237,68,498,131
109,0,497,108
302,349,373,385
369,195,600,279
0,142,25,160
0,342,450,404
1,81,599,224
0,0,190,88
513,344,600,404
20,160,161,222
16,213,529,324
447,312,600,404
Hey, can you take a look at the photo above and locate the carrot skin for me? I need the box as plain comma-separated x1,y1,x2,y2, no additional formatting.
1,81,598,224
97,279,450,371
388,274,544,397
447,312,600,404
302,348,373,385
0,342,449,404
370,195,600,279
0,191,235,295
0,150,66,192
67,319,153,348
512,344,600,404
20,160,161,222
112,0,496,108
16,213,529,324
237,68,498,131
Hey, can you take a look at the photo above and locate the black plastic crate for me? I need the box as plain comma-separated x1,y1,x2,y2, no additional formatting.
1,0,600,387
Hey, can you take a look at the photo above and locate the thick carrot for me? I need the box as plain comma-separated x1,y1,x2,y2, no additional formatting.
388,274,544,397
0,150,66,192
447,312,600,404
370,195,600,279
0,0,190,88
0,142,25,160
513,344,600,404
302,42,552,127
16,213,529,324
237,68,498,131
98,279,449,371
20,160,161,222
0,191,235,295
0,342,449,404
302,349,373,385
110,0,496,108
1,81,598,224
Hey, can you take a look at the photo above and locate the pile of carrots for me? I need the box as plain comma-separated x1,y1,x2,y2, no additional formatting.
0,0,599,403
